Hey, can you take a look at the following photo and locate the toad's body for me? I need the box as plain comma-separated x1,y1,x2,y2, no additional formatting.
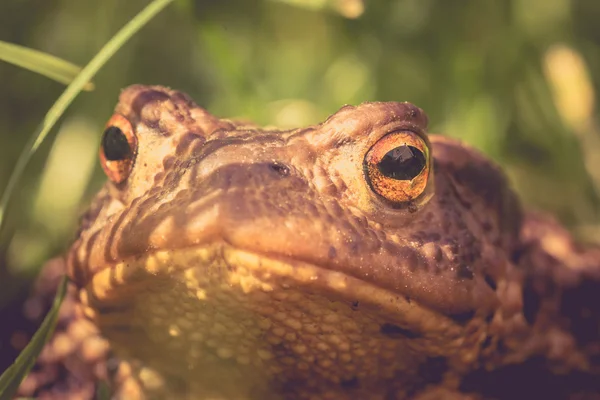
19,86,600,399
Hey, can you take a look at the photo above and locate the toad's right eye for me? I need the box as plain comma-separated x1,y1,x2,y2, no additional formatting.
99,114,138,184
363,130,432,207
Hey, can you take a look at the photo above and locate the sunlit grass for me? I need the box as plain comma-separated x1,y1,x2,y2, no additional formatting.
8,118,98,275
544,44,600,196
0,41,94,91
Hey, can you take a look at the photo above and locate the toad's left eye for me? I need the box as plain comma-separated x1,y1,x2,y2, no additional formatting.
99,114,138,184
363,131,431,205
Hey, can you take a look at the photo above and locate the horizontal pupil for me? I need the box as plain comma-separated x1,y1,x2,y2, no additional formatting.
102,126,131,161
377,145,426,180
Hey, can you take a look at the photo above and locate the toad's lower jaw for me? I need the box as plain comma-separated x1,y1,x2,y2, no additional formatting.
80,242,469,399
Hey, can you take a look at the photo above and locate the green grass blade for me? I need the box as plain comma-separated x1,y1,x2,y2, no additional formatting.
0,0,174,231
0,276,68,400
0,41,94,90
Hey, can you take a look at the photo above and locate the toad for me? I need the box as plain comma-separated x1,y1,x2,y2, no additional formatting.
17,85,600,399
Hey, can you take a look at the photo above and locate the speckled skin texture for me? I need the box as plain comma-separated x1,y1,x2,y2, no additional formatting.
18,86,600,399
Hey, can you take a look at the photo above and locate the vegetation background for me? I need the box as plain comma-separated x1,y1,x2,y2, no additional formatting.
0,0,599,375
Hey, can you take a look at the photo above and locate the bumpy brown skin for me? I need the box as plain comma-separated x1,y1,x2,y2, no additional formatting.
18,86,600,399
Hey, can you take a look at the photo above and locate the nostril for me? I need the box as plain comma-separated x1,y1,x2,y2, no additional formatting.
267,162,290,177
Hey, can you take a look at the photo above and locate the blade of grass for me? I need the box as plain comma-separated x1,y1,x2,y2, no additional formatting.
0,41,94,91
0,276,68,400
0,0,175,231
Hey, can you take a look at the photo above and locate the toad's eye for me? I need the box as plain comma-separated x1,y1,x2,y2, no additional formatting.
99,114,137,184
364,131,432,205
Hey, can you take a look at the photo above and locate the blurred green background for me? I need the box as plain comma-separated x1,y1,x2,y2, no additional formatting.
1,0,600,366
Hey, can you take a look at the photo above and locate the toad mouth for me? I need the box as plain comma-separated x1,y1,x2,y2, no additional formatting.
83,241,464,340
